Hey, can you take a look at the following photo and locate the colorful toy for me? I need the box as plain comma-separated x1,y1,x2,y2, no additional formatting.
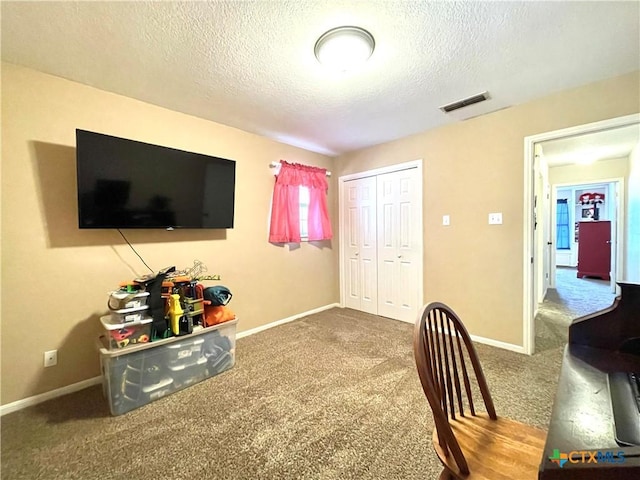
168,293,184,336
100,315,152,350
112,328,134,348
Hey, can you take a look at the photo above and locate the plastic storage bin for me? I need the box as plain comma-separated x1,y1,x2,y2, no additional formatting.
169,356,208,389
109,305,149,324
98,319,237,415
166,338,205,367
108,291,150,310
100,315,152,349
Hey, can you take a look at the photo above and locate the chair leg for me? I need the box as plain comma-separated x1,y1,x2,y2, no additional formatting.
439,468,454,480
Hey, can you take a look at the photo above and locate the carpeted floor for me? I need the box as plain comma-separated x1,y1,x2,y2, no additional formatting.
1,308,563,480
534,266,617,352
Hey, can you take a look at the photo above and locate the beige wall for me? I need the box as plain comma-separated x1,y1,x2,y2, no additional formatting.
549,156,630,185
336,70,640,348
3,62,639,407
1,63,339,406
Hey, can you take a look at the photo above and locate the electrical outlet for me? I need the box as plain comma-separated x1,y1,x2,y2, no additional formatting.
442,215,450,226
44,350,57,367
488,212,503,225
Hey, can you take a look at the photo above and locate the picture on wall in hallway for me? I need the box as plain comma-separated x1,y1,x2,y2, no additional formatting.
581,208,594,219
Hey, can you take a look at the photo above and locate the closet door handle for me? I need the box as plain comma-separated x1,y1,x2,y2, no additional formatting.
355,252,359,256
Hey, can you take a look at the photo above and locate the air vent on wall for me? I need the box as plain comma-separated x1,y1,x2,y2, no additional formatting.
439,91,490,113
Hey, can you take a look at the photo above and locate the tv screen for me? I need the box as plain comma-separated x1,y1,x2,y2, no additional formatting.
76,129,236,229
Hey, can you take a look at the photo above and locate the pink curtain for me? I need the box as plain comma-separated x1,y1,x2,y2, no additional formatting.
269,160,333,243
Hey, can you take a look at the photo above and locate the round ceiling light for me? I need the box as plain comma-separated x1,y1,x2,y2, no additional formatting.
314,26,375,72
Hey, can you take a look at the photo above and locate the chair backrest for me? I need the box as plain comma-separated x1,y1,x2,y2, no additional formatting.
413,302,497,475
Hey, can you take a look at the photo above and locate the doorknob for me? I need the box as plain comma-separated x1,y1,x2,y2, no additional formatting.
355,252,359,256
397,255,402,259
606,240,612,244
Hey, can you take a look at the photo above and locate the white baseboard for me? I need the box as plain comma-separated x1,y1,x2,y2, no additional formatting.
236,303,340,339
1,303,340,416
1,303,520,416
0,376,103,417
469,333,526,354
333,310,526,354
392,317,526,354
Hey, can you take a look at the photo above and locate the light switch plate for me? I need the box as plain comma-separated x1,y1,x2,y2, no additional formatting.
488,212,503,225
442,215,450,226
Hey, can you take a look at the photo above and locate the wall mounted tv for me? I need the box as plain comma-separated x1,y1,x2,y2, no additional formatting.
76,129,236,229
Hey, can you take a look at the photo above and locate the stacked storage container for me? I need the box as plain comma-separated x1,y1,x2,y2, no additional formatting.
98,319,237,415
101,291,152,349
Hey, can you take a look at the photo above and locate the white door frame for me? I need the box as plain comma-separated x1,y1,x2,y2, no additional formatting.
522,113,639,355
534,148,552,305
338,159,424,323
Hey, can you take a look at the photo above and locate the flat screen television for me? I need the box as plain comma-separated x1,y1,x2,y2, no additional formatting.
76,129,236,229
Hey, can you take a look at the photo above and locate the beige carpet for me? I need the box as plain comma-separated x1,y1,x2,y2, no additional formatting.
535,266,617,352
1,308,563,480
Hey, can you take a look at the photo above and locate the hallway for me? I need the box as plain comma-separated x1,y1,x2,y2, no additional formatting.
534,266,617,352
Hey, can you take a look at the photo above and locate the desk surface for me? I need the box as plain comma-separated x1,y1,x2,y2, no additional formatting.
538,345,640,479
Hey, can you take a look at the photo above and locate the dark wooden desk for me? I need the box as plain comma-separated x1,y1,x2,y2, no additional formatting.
538,344,640,479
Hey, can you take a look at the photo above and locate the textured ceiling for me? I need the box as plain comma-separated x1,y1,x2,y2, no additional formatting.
541,124,640,167
2,1,639,156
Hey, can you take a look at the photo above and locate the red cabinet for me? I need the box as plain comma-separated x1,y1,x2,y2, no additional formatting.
577,221,611,280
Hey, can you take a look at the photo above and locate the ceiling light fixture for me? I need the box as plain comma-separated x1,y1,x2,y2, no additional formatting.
314,26,375,72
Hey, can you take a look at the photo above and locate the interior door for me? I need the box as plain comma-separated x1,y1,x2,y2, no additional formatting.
343,176,377,313
376,168,421,322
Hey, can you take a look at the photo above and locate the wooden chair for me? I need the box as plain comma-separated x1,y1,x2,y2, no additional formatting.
413,302,546,480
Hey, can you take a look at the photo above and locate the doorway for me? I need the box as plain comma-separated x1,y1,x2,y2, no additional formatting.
550,179,621,295
536,180,620,352
338,160,423,323
523,114,640,354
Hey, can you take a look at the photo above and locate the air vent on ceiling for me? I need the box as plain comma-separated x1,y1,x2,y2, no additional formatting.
439,91,490,113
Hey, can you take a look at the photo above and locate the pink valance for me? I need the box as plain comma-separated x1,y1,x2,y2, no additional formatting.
273,161,329,189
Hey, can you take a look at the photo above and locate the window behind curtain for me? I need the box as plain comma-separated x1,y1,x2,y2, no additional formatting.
556,199,570,249
299,186,310,239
